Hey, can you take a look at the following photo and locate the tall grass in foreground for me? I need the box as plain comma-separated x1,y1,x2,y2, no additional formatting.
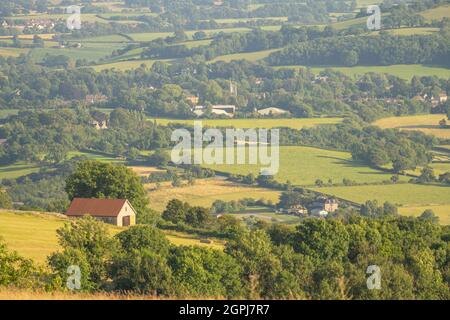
0,288,217,300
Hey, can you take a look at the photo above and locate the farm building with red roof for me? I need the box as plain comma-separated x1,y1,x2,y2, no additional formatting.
66,198,136,227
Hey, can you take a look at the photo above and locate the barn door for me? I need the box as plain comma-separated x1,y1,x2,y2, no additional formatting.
122,216,130,227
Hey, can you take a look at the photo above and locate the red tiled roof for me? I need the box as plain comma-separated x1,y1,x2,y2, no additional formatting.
66,198,128,217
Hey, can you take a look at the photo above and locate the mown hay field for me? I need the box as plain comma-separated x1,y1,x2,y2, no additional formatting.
374,114,450,139
148,117,343,129
421,4,450,21
146,179,281,212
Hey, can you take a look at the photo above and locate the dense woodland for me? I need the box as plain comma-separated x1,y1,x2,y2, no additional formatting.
2,209,449,299
1,55,448,118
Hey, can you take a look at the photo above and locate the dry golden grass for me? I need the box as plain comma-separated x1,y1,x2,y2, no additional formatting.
374,114,450,139
0,288,160,300
421,4,450,21
0,34,56,40
399,205,450,225
0,211,66,265
146,178,281,212
129,165,165,177
0,210,223,265
0,47,29,57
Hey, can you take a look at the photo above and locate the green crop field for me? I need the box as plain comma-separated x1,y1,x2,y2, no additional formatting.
211,48,281,63
227,207,301,225
91,59,172,72
312,183,450,206
0,210,223,265
0,162,41,180
80,34,132,43
67,151,125,163
202,146,407,186
8,13,106,23
29,42,125,62
374,114,450,139
0,109,20,119
126,28,252,43
332,16,367,30
148,117,343,129
381,27,439,36
311,183,450,224
421,4,450,21
210,17,288,24
275,65,450,80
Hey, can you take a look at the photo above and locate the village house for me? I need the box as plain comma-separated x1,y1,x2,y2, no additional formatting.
25,19,56,30
90,110,109,129
85,94,109,105
286,205,308,216
438,93,448,104
185,94,199,106
309,197,339,217
66,198,136,227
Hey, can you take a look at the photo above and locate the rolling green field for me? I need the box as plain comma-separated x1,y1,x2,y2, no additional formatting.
276,65,450,80
227,207,301,225
380,27,439,36
211,48,280,63
148,117,343,129
0,163,41,180
312,183,450,206
91,59,172,72
311,184,450,224
125,28,252,42
67,151,125,163
0,210,223,265
202,146,406,186
374,114,450,139
28,42,125,63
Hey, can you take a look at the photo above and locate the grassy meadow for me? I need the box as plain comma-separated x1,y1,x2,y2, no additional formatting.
91,59,171,72
227,207,302,225
374,114,450,139
146,179,281,212
210,48,280,63
0,210,224,265
275,65,450,80
202,146,406,186
148,117,343,129
311,184,450,224
0,163,41,180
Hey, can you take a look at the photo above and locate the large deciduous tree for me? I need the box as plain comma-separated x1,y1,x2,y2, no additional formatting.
65,160,150,219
